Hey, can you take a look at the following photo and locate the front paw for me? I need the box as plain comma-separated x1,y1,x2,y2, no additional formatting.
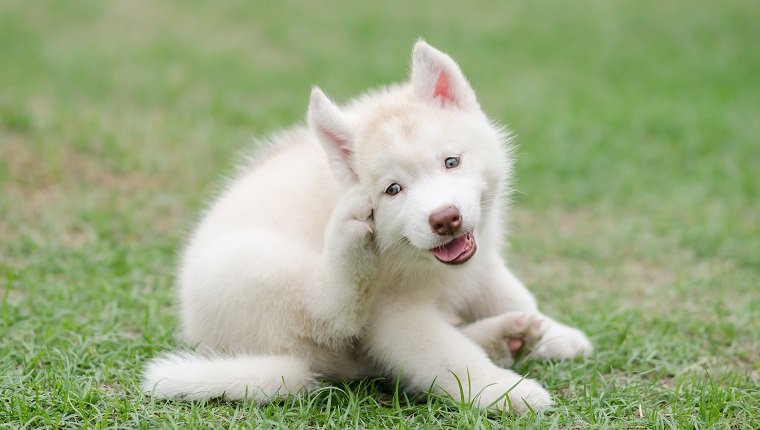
529,322,593,360
483,312,546,368
476,375,553,414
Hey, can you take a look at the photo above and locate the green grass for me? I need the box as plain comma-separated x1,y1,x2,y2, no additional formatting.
1,0,758,428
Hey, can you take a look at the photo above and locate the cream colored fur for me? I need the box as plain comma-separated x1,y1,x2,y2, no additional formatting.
142,40,592,414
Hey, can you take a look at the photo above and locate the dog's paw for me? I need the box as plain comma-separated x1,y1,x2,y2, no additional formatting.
529,322,592,360
482,312,546,368
476,375,553,415
327,185,376,253
333,185,374,237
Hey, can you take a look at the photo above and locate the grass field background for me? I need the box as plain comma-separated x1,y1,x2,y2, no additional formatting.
1,0,758,428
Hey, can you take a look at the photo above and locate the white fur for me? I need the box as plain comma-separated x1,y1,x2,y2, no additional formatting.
143,353,316,402
142,40,592,414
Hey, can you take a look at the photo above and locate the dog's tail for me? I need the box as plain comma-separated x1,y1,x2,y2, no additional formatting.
141,351,317,402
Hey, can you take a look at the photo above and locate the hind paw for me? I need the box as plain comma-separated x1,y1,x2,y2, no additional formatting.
325,185,377,259
331,186,374,242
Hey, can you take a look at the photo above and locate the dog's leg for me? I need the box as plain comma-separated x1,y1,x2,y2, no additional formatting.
304,185,377,342
365,301,552,414
469,253,593,360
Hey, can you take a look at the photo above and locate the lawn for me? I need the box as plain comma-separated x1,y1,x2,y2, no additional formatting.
1,0,758,428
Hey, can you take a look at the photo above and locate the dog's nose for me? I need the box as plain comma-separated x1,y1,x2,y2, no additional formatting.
429,206,462,236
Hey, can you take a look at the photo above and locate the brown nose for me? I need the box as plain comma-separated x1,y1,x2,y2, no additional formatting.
429,206,462,236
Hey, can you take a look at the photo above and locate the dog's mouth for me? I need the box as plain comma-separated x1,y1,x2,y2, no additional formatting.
429,232,477,265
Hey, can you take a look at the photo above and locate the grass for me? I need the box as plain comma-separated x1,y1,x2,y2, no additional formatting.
1,0,758,428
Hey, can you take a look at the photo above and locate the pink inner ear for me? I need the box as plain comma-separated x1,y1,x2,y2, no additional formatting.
320,127,352,159
433,72,451,104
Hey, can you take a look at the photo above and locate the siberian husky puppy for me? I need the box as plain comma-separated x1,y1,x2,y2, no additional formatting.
142,40,592,414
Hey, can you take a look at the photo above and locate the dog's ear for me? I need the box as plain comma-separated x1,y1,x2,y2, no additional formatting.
411,40,479,111
308,87,357,184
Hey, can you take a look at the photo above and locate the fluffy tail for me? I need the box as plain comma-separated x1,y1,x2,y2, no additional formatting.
141,352,317,402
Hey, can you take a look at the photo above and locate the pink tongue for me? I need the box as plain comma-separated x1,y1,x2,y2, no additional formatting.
431,234,469,262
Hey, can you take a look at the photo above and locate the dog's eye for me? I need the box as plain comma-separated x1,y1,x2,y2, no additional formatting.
385,183,402,196
445,157,460,169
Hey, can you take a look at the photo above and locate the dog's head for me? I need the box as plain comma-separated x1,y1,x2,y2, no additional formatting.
309,41,512,266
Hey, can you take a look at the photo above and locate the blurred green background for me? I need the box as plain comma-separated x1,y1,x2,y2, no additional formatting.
1,0,758,428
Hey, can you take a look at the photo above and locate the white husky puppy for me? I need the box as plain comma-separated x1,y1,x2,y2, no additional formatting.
142,40,592,414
